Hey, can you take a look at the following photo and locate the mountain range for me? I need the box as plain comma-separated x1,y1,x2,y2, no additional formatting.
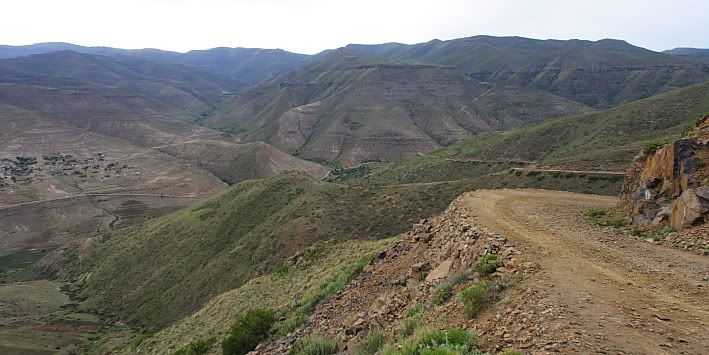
1,35,709,355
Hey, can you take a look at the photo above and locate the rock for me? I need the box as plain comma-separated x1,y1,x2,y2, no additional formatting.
425,259,452,282
621,115,709,230
670,188,707,229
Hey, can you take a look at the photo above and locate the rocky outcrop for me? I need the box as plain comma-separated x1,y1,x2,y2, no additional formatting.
620,115,709,229
255,194,542,354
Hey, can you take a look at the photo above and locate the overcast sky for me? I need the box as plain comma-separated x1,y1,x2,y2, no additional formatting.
2,0,708,54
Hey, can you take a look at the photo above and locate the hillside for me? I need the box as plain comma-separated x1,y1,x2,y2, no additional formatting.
50,166,624,332
0,104,226,256
206,51,591,165
432,80,709,170
343,36,709,107
0,43,309,91
664,47,709,58
157,140,328,183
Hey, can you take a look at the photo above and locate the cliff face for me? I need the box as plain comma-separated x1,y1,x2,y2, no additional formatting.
620,115,709,229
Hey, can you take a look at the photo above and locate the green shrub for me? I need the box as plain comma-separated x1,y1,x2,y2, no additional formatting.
643,139,668,155
222,309,276,355
585,208,607,218
174,337,215,355
352,329,384,355
431,284,453,306
458,281,504,318
475,254,503,275
607,217,628,228
386,327,479,355
289,334,339,355
407,303,425,317
400,314,423,338
661,225,678,234
133,332,154,347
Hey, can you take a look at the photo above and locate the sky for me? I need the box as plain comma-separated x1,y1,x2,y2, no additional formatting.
1,0,708,54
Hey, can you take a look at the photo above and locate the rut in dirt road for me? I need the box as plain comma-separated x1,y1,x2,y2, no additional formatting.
461,189,709,355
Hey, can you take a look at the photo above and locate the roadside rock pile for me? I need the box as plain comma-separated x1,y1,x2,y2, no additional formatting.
620,115,709,230
255,194,548,354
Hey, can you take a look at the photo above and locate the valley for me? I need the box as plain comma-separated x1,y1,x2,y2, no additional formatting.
0,31,708,355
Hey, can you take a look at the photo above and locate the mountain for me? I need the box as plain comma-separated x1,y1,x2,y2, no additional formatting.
205,51,592,165
435,80,709,169
0,43,310,91
664,47,709,58
341,36,709,108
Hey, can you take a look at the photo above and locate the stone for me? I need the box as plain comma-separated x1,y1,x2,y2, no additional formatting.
425,259,453,282
671,188,707,229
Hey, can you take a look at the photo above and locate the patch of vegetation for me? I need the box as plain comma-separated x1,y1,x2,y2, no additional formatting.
407,303,426,317
288,333,339,355
475,254,503,275
459,280,506,318
499,348,523,355
352,329,384,355
275,252,376,336
221,309,276,355
174,337,216,355
431,270,470,306
399,314,423,338
630,230,662,241
585,208,628,227
643,139,669,155
0,249,47,280
661,225,678,234
431,284,453,306
382,327,482,355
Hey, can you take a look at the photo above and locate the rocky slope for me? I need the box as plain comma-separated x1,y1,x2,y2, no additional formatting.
256,195,542,354
620,115,709,229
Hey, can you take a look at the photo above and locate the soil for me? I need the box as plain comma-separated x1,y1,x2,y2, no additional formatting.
461,189,709,354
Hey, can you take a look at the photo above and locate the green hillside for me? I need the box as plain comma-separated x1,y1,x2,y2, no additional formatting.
344,36,709,108
54,168,621,331
436,80,709,169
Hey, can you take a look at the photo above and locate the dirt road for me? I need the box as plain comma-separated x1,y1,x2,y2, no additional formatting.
460,189,709,354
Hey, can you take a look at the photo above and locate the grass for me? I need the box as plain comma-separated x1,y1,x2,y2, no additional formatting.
431,284,453,306
275,252,377,335
585,208,628,227
68,172,492,329
221,309,276,355
474,254,503,275
0,249,48,281
430,270,470,307
629,228,676,242
288,334,339,355
643,139,669,155
433,81,709,170
382,327,481,355
136,238,394,354
352,329,384,355
458,280,507,318
174,337,215,355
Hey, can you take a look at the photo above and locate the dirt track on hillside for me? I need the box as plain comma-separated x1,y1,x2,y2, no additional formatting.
461,190,709,354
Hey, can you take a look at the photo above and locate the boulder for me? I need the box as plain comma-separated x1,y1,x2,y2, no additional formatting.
425,259,453,282
670,189,708,229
